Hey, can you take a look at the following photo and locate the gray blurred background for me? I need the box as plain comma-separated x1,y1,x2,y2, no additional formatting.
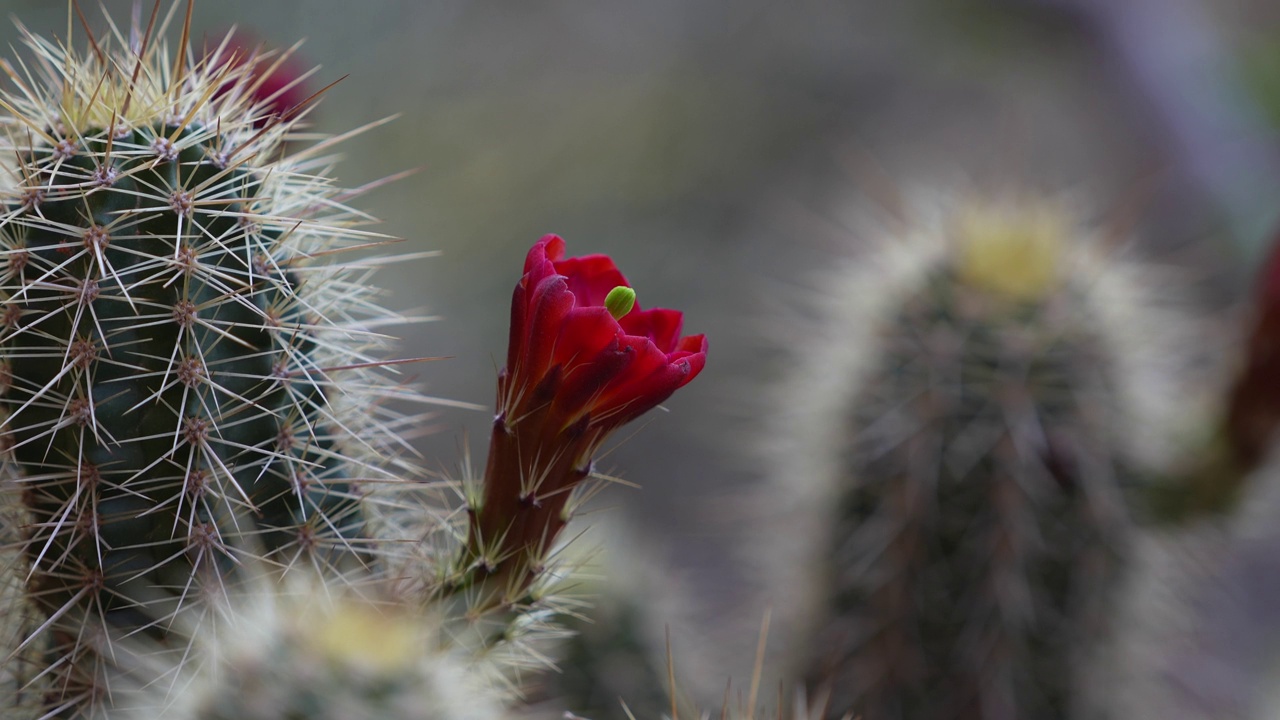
7,0,1280,709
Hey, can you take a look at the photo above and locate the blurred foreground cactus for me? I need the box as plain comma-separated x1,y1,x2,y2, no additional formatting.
132,575,513,720
767,192,1193,720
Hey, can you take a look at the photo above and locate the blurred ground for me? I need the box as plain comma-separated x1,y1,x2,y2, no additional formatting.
6,0,1280,710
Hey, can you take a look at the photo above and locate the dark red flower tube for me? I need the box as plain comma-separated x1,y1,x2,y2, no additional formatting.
1226,236,1280,470
467,235,706,582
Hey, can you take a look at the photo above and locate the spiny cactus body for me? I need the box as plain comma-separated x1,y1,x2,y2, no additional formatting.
0,7,419,715
769,193,1194,720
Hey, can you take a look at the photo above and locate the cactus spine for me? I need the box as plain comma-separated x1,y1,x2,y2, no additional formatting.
0,7,418,715
772,193,1189,720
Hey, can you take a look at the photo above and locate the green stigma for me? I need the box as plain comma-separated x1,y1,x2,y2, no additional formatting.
604,286,636,320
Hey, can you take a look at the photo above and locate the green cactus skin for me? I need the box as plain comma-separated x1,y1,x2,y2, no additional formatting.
0,12,417,716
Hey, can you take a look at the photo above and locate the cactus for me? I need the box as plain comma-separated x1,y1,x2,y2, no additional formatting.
124,574,514,720
766,192,1193,720
0,6,420,715
42,569,517,720
526,524,694,720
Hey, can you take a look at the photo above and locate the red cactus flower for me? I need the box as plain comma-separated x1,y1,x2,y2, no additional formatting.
468,235,706,579
206,31,312,124
503,235,706,433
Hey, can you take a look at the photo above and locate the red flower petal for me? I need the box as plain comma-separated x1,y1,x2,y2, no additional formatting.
519,275,574,387
555,342,635,418
553,307,624,370
208,31,312,123
669,335,708,387
506,236,706,427
620,308,684,352
554,254,631,308
586,336,681,421
526,235,565,275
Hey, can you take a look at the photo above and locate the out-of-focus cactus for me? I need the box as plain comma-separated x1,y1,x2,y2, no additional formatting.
136,576,513,720
527,524,704,720
1109,389,1280,720
765,191,1195,720
1142,225,1280,524
112,568,834,720
549,588,672,720
0,6,419,715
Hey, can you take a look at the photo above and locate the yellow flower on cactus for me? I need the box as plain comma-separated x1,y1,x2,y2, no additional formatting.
954,198,1067,301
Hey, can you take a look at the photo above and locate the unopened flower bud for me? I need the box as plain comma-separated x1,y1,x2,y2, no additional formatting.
604,286,636,320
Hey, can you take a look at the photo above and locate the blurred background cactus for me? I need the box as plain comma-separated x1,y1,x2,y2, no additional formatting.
755,191,1201,720
524,523,711,720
